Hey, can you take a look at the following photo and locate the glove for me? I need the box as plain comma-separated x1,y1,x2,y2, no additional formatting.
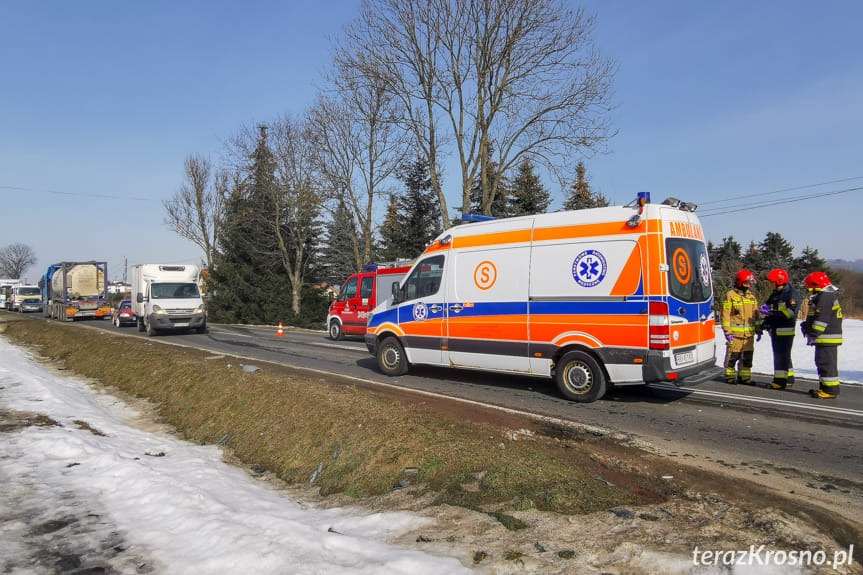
806,337,815,346
760,304,770,315
756,332,762,342
725,333,734,342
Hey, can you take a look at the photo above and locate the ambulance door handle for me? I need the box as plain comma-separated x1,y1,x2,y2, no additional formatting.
429,304,442,313
449,304,463,313
678,307,687,315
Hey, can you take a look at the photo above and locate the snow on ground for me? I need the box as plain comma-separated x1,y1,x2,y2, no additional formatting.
0,338,468,575
713,318,862,385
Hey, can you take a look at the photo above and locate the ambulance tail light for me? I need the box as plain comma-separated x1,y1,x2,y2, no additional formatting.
649,301,670,350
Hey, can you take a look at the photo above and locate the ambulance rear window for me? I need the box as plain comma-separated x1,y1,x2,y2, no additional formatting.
665,238,712,303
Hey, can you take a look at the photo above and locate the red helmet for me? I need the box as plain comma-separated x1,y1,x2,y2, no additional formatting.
767,268,789,286
735,269,755,287
805,271,831,290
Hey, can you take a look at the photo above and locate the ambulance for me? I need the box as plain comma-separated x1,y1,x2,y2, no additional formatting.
364,193,719,403
326,261,412,340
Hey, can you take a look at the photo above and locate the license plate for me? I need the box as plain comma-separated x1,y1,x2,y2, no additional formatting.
675,351,694,365
174,322,189,327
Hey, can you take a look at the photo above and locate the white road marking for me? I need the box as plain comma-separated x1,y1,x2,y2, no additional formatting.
651,383,863,418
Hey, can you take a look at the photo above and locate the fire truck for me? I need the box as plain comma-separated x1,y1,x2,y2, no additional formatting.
326,261,413,340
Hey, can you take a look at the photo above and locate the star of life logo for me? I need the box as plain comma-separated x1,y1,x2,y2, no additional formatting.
572,250,607,288
412,302,428,322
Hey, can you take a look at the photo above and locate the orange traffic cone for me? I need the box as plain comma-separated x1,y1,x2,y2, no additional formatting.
276,322,285,337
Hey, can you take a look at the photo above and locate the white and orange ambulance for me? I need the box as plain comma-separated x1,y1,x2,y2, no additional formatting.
364,193,719,402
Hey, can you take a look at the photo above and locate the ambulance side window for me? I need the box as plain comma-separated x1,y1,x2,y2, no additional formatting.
402,255,444,301
337,277,358,302
360,277,374,299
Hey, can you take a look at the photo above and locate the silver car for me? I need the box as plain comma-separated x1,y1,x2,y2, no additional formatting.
20,299,44,313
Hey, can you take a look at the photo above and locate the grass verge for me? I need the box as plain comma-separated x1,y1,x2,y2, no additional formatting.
1,317,678,519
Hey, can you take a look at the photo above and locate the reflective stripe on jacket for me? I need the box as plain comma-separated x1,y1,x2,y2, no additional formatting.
765,283,799,336
721,287,760,338
802,285,843,346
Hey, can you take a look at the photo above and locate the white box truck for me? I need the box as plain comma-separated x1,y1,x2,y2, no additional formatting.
131,264,206,336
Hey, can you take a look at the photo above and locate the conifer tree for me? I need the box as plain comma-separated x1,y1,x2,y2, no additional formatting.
708,236,743,304
378,193,408,262
322,197,361,283
563,161,609,210
392,158,443,259
209,126,293,324
509,158,550,217
792,246,834,287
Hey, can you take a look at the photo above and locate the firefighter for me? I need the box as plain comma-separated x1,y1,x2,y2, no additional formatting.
721,270,761,385
760,269,799,390
801,271,843,399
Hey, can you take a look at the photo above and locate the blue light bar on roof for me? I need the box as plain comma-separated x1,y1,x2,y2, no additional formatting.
461,213,496,222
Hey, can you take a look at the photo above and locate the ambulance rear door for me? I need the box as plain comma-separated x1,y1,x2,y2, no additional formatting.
663,213,715,370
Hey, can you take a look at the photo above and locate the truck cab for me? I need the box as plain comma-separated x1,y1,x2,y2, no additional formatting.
326,262,412,340
10,285,42,312
131,264,206,336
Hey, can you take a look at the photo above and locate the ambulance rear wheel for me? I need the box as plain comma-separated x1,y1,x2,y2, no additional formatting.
377,336,408,376
329,320,343,341
555,351,606,403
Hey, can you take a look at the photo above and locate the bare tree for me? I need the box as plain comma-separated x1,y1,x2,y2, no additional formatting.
310,58,409,269
163,154,225,271
342,0,616,222
269,115,327,314
0,243,37,279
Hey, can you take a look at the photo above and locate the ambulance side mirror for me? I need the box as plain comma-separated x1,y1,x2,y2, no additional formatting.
136,293,144,303
391,281,400,304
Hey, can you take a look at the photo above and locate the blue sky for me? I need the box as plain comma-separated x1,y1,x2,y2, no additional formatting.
2,1,861,283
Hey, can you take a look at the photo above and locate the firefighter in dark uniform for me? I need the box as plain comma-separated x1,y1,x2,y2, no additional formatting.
760,269,799,390
801,271,843,399
721,270,761,385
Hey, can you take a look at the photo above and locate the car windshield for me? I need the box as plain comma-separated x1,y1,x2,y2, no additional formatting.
151,283,199,299
19,288,41,296
120,301,132,309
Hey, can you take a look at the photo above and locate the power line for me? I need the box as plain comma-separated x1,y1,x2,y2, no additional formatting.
699,186,863,217
697,176,863,206
0,185,157,202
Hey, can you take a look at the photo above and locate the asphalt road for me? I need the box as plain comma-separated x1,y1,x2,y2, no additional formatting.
18,314,863,492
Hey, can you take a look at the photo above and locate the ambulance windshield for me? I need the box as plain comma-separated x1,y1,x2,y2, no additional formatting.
665,238,712,303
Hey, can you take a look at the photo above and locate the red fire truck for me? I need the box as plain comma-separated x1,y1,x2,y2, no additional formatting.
326,262,412,340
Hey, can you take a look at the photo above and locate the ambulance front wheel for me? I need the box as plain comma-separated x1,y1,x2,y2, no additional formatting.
555,351,607,403
377,336,409,376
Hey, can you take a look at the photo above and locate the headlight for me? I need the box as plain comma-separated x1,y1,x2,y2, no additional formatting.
194,304,204,315
152,305,167,315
